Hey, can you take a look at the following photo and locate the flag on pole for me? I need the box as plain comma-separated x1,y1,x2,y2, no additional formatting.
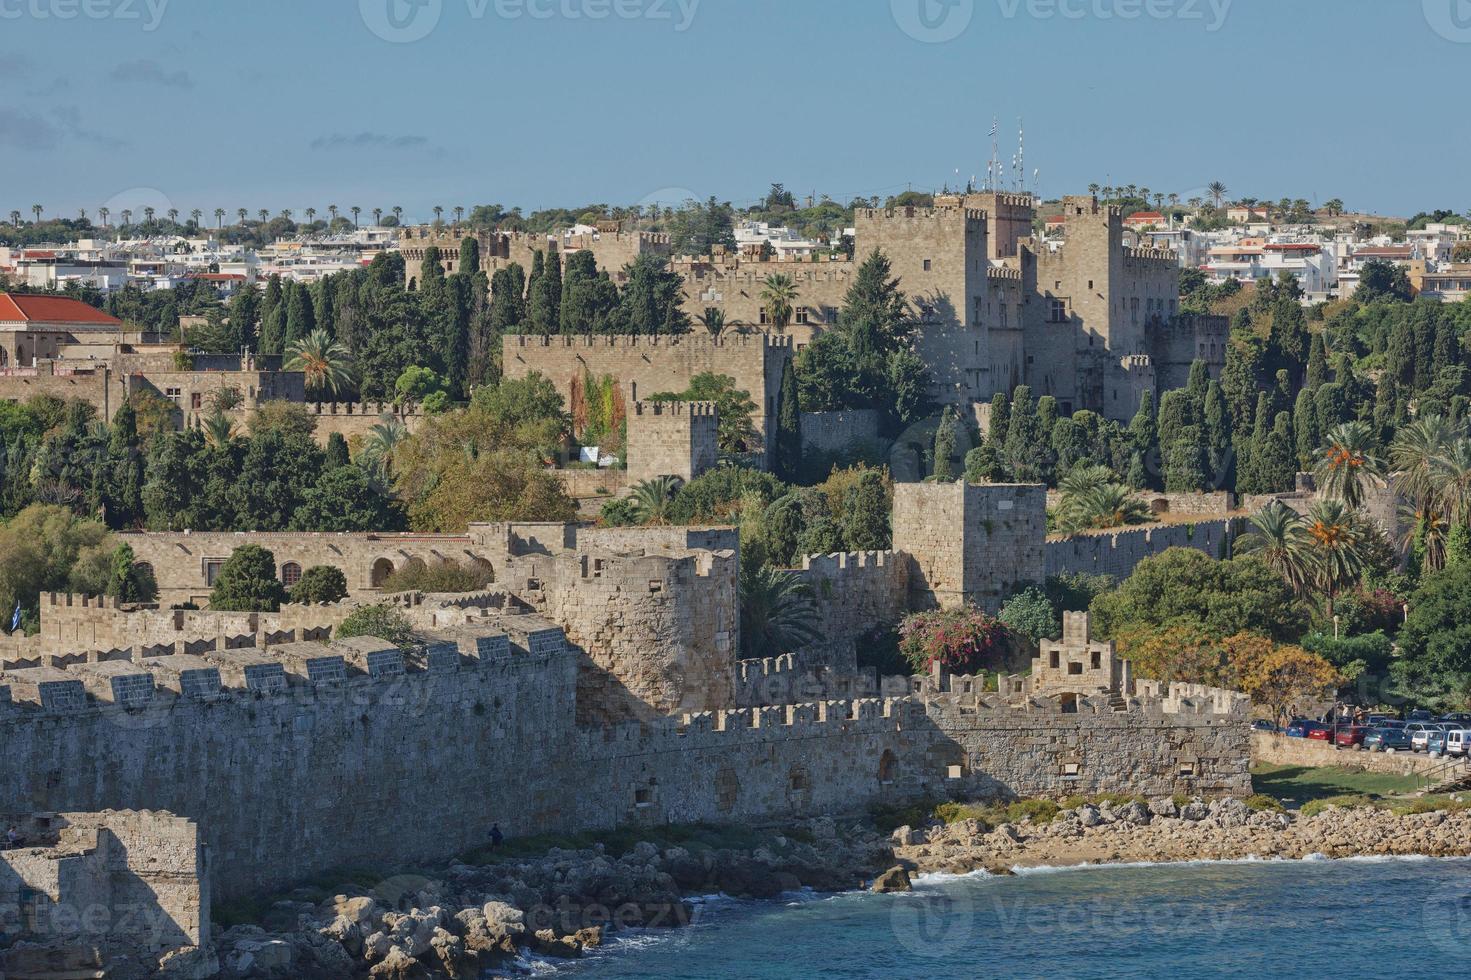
9,602,21,634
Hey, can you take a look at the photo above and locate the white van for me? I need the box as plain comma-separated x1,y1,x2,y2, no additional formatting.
1446,729,1469,757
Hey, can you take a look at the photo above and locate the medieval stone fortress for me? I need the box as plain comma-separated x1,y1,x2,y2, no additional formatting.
0,183,1451,975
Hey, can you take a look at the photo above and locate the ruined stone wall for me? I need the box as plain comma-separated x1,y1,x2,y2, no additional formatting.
0,810,206,954
893,482,1048,612
625,400,719,483
1044,519,1242,582
0,365,124,418
289,401,425,448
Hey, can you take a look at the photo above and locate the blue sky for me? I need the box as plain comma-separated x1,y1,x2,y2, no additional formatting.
3,0,1467,222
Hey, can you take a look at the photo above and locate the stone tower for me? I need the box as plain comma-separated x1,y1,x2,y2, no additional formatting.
891,481,1047,613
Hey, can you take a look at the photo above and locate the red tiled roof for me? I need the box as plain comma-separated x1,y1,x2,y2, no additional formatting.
1264,243,1321,252
0,293,123,326
1125,212,1164,222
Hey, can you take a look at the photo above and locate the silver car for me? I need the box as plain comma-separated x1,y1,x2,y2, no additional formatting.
1408,722,1447,753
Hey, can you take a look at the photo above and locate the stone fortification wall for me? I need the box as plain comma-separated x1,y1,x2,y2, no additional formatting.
798,409,882,455
0,622,580,902
518,548,739,719
1044,519,1241,581
626,399,719,483
790,551,909,670
501,333,789,449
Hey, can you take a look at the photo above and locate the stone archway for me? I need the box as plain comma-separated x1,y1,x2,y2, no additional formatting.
370,558,395,588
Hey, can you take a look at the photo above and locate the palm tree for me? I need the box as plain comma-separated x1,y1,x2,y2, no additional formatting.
31,204,42,224
305,207,316,227
120,209,132,228
77,208,87,222
1391,416,1453,512
361,418,409,479
1433,437,1471,526
453,206,464,227
760,273,798,332
739,563,820,659
1237,502,1314,596
1300,499,1365,615
280,209,293,224
1313,421,1384,510
168,208,180,225
1207,181,1228,208
373,207,383,226
199,409,240,449
143,206,155,225
328,204,339,225
98,207,109,228
697,307,727,338
237,208,247,226
284,329,357,399
392,206,403,225
257,209,269,224
1056,467,1150,534
1087,183,1100,198
350,207,361,228
8,210,20,227
214,208,225,229
629,476,684,526
432,205,444,227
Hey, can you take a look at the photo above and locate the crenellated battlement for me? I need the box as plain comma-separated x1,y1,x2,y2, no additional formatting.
579,696,916,754
631,399,718,419
306,401,421,418
506,333,792,352
799,550,898,574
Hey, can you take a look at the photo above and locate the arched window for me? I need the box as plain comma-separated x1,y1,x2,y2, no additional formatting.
370,558,394,588
133,561,154,581
281,562,302,588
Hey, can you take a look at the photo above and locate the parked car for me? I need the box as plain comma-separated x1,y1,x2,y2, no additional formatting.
1441,712,1471,726
1285,719,1329,739
1408,722,1446,752
1307,724,1334,741
1364,727,1413,752
1366,714,1397,727
1447,729,1470,757
1408,709,1436,722
1428,729,1451,755
1251,720,1281,733
1334,726,1368,748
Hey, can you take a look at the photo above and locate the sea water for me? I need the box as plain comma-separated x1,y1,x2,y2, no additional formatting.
551,857,1471,978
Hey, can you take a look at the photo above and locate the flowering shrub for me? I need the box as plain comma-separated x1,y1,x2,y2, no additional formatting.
898,607,1010,675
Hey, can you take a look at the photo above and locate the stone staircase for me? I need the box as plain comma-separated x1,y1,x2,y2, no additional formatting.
1422,758,1471,795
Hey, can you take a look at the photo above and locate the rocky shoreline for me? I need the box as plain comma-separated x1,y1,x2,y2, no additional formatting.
889,797,1471,878
127,798,1471,978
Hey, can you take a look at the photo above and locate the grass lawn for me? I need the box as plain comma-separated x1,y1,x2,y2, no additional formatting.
1250,763,1426,807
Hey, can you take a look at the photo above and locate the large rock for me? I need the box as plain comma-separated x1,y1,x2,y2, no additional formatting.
871,866,912,893
367,946,419,980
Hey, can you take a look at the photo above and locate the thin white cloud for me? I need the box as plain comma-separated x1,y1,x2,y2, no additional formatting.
108,59,194,89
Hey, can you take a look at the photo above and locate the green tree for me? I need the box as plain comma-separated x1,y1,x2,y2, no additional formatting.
336,603,416,651
1000,586,1060,646
843,470,891,550
290,466,402,531
1399,564,1471,679
103,543,156,603
932,407,958,481
772,360,802,481
1003,386,1047,482
207,544,288,612
739,563,820,659
285,328,357,400
458,236,480,276
289,565,348,604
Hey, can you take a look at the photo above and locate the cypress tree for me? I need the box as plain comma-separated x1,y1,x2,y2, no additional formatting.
489,264,527,333
1293,388,1320,470
1203,380,1233,489
1305,333,1328,390
933,408,958,482
312,278,334,338
1259,413,1297,492
1128,390,1159,490
283,280,315,348
987,392,1010,447
1002,386,1047,483
843,471,891,551
257,275,285,354
458,236,480,276
772,360,802,481
325,432,350,469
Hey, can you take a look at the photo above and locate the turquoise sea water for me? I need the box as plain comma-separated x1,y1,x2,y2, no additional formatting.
552,857,1471,978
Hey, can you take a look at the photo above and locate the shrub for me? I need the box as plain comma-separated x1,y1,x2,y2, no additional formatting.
336,604,416,651
208,545,287,612
1243,793,1285,813
379,560,492,594
898,606,1011,675
999,586,1059,646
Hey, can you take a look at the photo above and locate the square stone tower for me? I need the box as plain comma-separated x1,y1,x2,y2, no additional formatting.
626,400,719,483
1032,611,1129,696
891,481,1047,612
